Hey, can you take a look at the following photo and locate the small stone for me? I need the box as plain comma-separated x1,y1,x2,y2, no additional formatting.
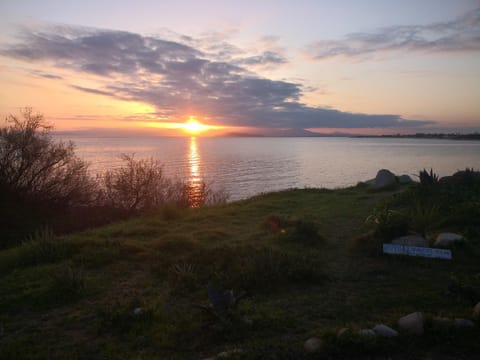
398,312,425,335
392,235,429,248
337,327,351,340
373,324,398,337
473,302,480,320
434,233,463,248
454,318,475,329
133,307,143,316
358,329,376,338
304,337,322,353
217,349,243,358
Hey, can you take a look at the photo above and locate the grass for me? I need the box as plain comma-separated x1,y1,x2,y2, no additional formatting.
0,185,479,359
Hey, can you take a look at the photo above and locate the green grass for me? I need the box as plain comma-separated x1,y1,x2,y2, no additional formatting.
0,185,479,359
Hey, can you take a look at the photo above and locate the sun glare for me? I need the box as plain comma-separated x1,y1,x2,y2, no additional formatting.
183,116,208,134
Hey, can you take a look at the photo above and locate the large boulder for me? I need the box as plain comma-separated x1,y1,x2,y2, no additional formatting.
434,233,463,248
374,169,397,190
398,174,414,184
398,312,425,335
392,235,429,247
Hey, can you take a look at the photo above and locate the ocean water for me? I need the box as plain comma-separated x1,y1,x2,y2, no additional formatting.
64,136,480,201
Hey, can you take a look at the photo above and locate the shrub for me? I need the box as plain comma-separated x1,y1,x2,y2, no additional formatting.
100,154,228,213
265,215,325,245
0,108,95,207
101,154,170,214
365,204,408,242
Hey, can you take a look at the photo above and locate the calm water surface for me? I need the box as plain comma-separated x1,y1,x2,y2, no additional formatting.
65,136,480,201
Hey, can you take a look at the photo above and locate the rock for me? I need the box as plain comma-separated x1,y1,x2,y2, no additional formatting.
304,337,322,353
373,324,398,337
374,169,397,190
434,233,463,248
358,329,376,338
217,349,243,358
337,327,351,340
474,302,480,320
398,175,414,184
133,307,143,316
398,312,425,335
392,235,429,247
454,318,476,329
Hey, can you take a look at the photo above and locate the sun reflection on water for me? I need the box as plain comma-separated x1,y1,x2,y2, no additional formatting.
187,137,204,207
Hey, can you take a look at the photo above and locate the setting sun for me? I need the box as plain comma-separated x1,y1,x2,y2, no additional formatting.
183,116,208,134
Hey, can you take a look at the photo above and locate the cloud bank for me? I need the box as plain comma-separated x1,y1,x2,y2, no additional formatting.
2,25,433,129
307,6,480,60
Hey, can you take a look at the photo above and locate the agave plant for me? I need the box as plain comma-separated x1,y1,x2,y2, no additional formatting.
194,282,247,323
418,168,439,187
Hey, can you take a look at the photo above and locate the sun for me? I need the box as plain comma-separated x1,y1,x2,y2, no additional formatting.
183,116,208,134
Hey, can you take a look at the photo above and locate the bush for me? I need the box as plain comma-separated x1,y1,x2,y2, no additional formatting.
100,154,228,213
0,108,95,207
365,204,408,242
101,154,171,214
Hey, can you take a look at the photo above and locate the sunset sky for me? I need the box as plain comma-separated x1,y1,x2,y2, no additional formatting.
1,0,479,135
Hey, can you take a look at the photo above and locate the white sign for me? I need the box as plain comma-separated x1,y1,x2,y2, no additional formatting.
383,244,452,260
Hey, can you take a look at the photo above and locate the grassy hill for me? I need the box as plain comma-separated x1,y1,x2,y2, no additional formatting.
0,185,479,359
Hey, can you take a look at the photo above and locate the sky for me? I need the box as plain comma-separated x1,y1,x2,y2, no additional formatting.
0,0,479,135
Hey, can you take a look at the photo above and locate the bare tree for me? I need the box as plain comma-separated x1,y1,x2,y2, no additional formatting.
101,154,171,214
0,108,95,207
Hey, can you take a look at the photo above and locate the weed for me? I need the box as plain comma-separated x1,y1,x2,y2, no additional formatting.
17,227,74,267
50,262,85,298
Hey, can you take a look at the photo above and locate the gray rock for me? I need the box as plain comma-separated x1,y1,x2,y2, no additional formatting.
374,169,397,190
398,312,425,335
392,235,429,248
398,175,414,184
454,318,475,329
217,349,243,358
358,329,376,338
434,233,463,248
337,327,351,340
133,307,143,316
474,302,480,320
304,337,322,353
373,324,398,337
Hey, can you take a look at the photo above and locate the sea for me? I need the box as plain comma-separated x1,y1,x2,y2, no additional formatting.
62,136,480,201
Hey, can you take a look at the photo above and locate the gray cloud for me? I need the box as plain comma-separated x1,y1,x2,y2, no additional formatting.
307,7,480,60
235,51,288,66
2,25,433,129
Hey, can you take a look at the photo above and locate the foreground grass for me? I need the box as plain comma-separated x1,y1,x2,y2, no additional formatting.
0,185,479,359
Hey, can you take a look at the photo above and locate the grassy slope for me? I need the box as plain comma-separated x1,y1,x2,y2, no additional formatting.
0,186,478,359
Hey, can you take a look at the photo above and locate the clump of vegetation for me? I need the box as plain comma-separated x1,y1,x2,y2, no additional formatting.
50,262,86,298
365,204,408,242
266,215,325,245
418,168,439,187
17,227,75,267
